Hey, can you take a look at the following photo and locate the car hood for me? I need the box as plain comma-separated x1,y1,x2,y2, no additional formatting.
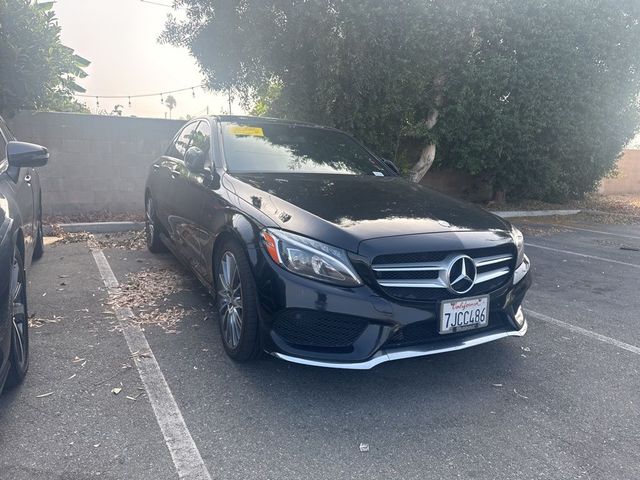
228,173,511,251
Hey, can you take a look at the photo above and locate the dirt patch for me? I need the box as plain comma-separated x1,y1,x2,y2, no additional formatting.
108,265,211,333
514,221,573,237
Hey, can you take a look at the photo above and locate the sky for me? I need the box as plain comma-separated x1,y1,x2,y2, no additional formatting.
53,0,245,119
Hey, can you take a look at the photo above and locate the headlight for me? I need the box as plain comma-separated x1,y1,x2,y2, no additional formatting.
512,226,524,266
260,228,362,287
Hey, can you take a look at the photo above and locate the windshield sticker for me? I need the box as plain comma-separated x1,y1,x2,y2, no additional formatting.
229,126,264,137
373,171,385,176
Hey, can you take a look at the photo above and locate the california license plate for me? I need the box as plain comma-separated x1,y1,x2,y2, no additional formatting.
439,295,489,334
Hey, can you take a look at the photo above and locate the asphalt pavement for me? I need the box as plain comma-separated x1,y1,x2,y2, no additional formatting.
1,218,639,480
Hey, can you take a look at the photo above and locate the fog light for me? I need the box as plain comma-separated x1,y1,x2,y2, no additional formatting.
514,306,525,327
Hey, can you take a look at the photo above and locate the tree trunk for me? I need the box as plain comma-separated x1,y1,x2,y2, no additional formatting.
492,189,506,204
409,141,437,183
408,75,445,183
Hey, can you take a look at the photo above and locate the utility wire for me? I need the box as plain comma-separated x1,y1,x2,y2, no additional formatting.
139,0,173,7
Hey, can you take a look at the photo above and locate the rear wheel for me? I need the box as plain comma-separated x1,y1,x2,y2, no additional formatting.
145,196,167,253
214,240,261,361
5,246,29,388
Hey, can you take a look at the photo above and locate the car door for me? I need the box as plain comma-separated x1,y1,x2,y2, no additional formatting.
195,120,238,287
155,121,199,242
0,122,35,267
169,120,213,279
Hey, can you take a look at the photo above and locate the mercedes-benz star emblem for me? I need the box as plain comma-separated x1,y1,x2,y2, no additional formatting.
446,255,477,294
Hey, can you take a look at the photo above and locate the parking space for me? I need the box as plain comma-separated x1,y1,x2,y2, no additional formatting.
1,217,639,479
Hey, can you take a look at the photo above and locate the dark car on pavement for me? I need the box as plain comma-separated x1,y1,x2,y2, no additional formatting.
0,116,48,390
145,116,531,369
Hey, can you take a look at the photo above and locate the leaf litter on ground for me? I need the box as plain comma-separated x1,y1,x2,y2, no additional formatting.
107,263,208,332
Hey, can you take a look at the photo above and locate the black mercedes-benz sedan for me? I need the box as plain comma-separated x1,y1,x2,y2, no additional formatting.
145,116,531,369
0,115,48,391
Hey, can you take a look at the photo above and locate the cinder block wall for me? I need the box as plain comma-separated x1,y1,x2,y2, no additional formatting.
599,150,640,195
8,111,185,216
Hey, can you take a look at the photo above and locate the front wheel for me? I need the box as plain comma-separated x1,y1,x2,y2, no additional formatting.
32,210,44,261
145,196,167,253
5,246,29,389
214,240,261,361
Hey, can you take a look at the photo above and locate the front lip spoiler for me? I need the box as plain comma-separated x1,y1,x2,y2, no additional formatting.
271,319,528,370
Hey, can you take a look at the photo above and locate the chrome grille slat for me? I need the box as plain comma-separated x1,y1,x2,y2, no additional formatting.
372,263,444,272
378,278,447,288
475,266,510,283
474,254,513,267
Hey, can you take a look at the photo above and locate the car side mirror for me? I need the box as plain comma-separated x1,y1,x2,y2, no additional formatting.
184,146,206,173
7,141,49,168
382,158,400,175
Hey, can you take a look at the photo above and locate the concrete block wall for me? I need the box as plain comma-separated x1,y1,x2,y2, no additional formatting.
7,111,185,216
599,150,640,195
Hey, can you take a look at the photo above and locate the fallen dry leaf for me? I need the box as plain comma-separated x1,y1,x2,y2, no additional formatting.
108,265,203,331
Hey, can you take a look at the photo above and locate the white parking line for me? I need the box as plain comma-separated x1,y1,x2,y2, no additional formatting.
91,249,212,480
525,242,640,269
526,309,640,356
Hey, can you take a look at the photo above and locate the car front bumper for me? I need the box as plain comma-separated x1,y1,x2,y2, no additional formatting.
273,316,528,369
254,247,532,370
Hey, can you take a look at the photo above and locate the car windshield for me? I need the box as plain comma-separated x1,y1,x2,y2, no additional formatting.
220,122,388,175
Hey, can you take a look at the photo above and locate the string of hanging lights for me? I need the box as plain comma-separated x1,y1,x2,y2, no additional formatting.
75,84,205,109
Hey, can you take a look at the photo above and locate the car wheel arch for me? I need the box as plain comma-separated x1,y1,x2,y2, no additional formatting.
211,217,262,280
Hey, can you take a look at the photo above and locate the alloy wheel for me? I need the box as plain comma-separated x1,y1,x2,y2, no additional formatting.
9,253,27,370
218,251,243,349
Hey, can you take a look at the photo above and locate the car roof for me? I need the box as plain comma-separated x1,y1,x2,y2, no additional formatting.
209,115,339,131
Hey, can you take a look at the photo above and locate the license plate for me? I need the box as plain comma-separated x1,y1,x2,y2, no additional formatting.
439,295,489,334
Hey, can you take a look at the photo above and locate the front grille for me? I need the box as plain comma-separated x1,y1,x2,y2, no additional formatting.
273,310,368,349
372,244,515,302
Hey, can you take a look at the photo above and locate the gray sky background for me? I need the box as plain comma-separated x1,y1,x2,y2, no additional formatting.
54,0,245,119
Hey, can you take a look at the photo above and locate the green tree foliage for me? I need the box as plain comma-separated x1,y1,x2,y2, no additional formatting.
0,0,90,116
163,0,640,200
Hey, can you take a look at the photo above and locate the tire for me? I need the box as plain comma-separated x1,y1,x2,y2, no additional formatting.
5,246,29,389
32,210,44,261
214,239,262,361
145,195,167,253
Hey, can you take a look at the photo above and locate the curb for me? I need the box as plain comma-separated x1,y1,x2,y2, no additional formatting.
44,221,144,235
492,209,581,218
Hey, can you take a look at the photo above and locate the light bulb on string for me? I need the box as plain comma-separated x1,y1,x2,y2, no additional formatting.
192,88,196,98
96,96,100,108
160,93,164,104
128,97,132,107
